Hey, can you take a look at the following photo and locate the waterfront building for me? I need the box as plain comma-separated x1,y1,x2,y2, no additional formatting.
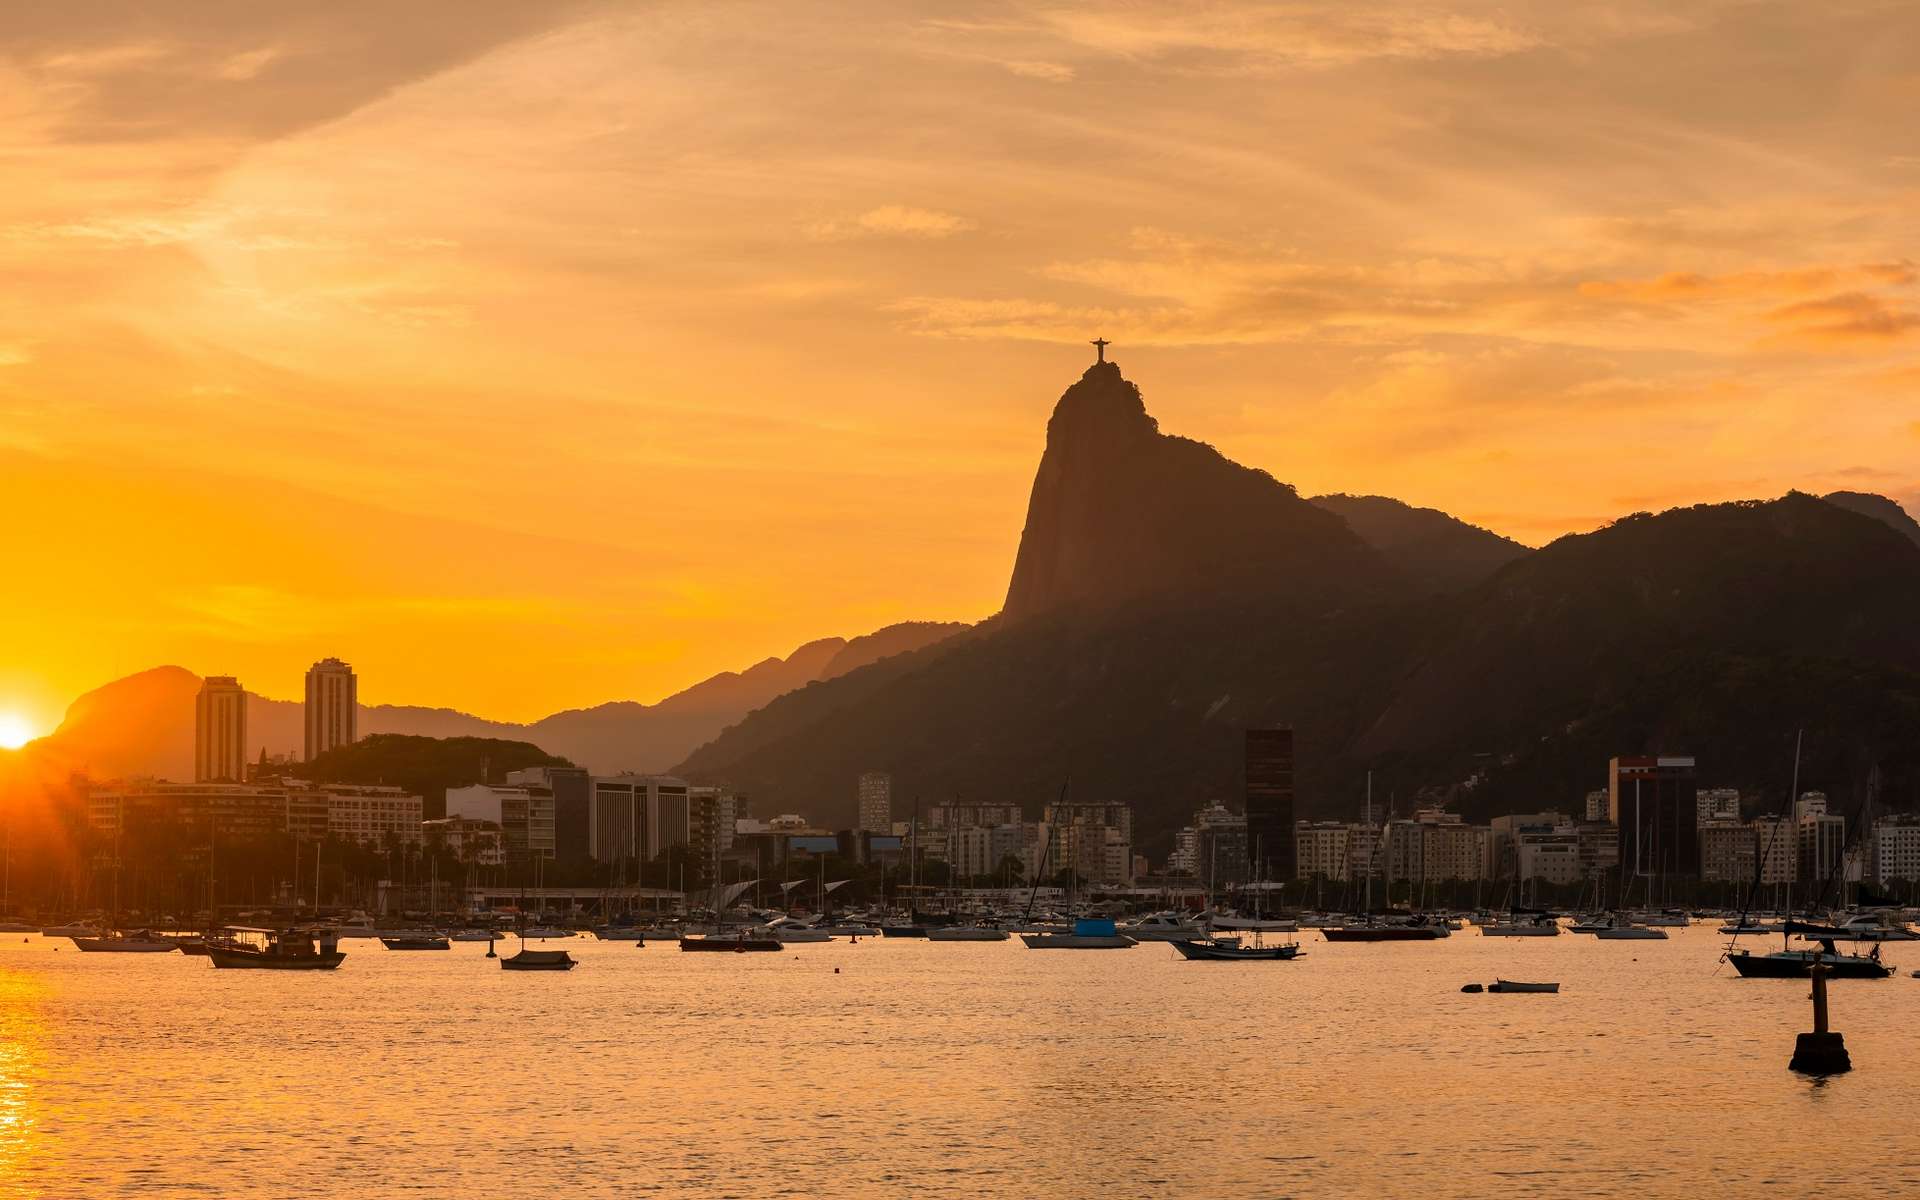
1189,804,1248,887
302,658,358,761
89,781,289,844
423,815,505,866
1515,825,1582,886
1040,798,1134,887
857,772,893,833
195,675,248,783
948,822,1029,881
1609,755,1700,880
1575,821,1620,880
1380,809,1487,886
1584,789,1608,822
317,783,424,848
446,782,552,862
1872,816,1920,886
1754,815,1795,884
1696,787,1740,827
1698,819,1755,883
1244,727,1296,884
1295,820,1351,882
1487,813,1568,880
1795,792,1846,888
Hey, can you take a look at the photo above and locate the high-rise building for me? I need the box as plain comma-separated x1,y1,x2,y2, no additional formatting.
1696,787,1740,827
1795,792,1846,888
1245,727,1296,883
195,676,247,783
303,658,358,761
857,772,893,833
1608,755,1700,882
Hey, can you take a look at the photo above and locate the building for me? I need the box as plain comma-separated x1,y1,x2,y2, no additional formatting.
1609,756,1700,881
446,782,551,863
1696,787,1740,827
1040,799,1133,887
1514,826,1582,887
1872,817,1920,886
1379,810,1487,887
1754,815,1795,884
947,823,1029,881
302,658,358,761
857,772,893,833
1489,813,1569,881
578,774,692,866
1795,792,1846,888
89,781,290,845
1699,820,1756,884
1295,820,1351,882
316,784,424,848
423,816,504,867
195,676,248,783
1244,727,1297,883
1584,789,1609,822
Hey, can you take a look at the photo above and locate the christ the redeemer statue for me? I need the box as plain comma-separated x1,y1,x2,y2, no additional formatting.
1091,337,1110,364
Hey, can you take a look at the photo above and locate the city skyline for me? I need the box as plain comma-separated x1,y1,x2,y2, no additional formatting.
5,1,1920,739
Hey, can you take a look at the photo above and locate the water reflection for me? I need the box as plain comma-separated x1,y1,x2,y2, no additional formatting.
0,966,45,1195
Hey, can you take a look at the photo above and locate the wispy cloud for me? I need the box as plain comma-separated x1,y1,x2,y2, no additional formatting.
805,206,978,241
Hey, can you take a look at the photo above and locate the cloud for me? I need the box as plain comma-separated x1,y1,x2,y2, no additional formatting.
1001,58,1075,82
1765,292,1920,345
1032,5,1543,71
805,206,978,242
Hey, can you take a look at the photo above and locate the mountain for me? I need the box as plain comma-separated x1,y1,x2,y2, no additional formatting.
1823,490,1920,548
680,365,1920,847
1003,360,1388,619
1310,493,1529,593
299,734,572,818
33,621,964,782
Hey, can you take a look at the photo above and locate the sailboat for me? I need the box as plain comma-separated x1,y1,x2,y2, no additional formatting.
1322,773,1446,943
73,825,179,952
1170,837,1301,960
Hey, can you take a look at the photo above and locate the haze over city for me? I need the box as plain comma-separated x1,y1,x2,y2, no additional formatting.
5,0,1919,738
5,6,1920,1199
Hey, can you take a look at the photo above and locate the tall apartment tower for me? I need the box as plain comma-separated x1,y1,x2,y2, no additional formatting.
304,658,358,761
1244,727,1297,883
857,772,893,833
195,676,248,782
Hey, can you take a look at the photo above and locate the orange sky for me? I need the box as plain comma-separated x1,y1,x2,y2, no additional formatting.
3,1,1918,734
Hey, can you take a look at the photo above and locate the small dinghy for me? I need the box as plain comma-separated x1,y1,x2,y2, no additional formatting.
1487,979,1559,993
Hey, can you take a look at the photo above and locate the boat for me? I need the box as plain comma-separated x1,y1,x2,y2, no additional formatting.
1119,911,1208,941
1321,917,1448,942
206,927,346,970
446,929,498,942
501,945,577,971
1591,917,1668,940
71,929,181,953
1718,920,1778,935
40,922,100,939
1208,914,1299,933
1834,912,1919,942
591,926,649,941
380,933,452,951
1170,935,1300,961
1019,917,1135,950
926,926,1010,942
762,918,834,943
680,932,783,952
521,926,575,939
1487,979,1560,993
1727,935,1891,979
0,921,37,933
1480,911,1561,937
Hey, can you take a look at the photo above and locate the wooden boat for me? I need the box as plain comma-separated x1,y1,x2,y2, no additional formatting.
1170,936,1300,961
71,930,181,953
206,927,345,970
1488,979,1560,993
501,946,577,971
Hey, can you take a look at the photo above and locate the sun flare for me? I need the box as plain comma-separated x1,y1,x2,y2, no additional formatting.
0,714,34,751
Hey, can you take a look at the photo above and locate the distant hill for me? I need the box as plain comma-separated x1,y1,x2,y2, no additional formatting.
680,364,1920,848
1823,490,1920,548
1310,493,1529,593
298,733,571,818
35,621,964,782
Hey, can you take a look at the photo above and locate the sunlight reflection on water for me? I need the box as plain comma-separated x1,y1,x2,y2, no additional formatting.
2,928,1919,1198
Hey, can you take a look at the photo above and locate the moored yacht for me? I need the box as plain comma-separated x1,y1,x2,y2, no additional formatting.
1019,917,1135,949
1118,911,1208,941
1321,915,1449,942
206,927,345,970
926,926,1010,941
71,929,180,952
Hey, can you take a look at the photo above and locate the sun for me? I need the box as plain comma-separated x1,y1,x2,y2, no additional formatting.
0,714,34,751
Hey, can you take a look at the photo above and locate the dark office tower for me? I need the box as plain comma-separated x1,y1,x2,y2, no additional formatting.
1608,756,1701,882
1245,727,1297,882
549,767,591,864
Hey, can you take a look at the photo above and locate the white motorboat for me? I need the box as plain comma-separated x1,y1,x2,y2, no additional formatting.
1593,918,1668,940
1481,919,1560,937
71,929,181,953
1119,912,1209,941
446,929,499,942
40,922,100,939
762,918,834,943
1630,911,1690,928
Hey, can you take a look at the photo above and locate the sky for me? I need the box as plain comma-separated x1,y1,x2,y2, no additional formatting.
1,0,1917,735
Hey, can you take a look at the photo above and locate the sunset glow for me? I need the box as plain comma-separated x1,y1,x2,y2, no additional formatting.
4,1,1917,727
0,716,32,752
